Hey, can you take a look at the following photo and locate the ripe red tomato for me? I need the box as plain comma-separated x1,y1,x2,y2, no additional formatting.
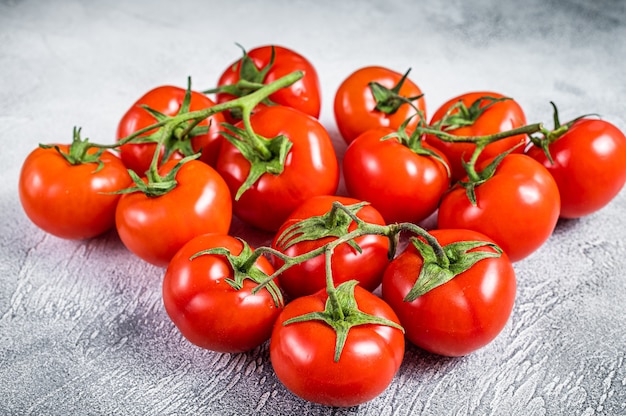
271,195,389,299
381,229,516,357
425,91,527,182
334,66,426,144
19,145,131,240
115,159,232,267
163,233,282,353
270,284,405,407
116,85,226,175
216,105,339,232
342,127,450,224
526,118,626,218
214,45,321,122
437,153,560,262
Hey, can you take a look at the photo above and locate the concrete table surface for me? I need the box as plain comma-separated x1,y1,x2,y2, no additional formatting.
1,0,625,415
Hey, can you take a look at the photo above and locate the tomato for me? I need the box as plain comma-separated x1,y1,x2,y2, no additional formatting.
163,233,282,353
271,195,389,299
115,159,232,267
216,105,339,232
437,153,560,262
526,118,626,219
270,283,405,407
19,144,131,240
425,91,527,183
214,45,321,122
342,127,450,224
381,229,516,357
334,66,426,144
116,85,226,175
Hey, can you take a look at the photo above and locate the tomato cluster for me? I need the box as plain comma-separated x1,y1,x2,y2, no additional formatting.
18,44,626,408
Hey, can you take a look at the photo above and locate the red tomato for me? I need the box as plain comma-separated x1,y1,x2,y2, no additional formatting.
116,85,226,175
343,127,450,224
381,229,516,356
216,106,339,232
270,284,405,407
334,66,426,144
426,91,527,182
271,195,389,299
19,145,131,240
437,153,560,262
115,159,232,267
163,234,282,353
214,45,321,122
526,118,626,218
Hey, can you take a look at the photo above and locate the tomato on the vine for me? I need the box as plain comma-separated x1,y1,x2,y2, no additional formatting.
163,233,282,353
526,117,626,219
116,85,226,175
19,135,132,240
382,229,516,357
342,127,450,225
115,159,232,267
271,195,389,299
334,66,426,144
270,282,405,407
213,45,321,122
425,91,527,182
437,153,560,262
215,105,339,232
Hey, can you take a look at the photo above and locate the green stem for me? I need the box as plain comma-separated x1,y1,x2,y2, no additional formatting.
463,142,486,182
251,202,450,293
418,122,543,144
324,246,344,321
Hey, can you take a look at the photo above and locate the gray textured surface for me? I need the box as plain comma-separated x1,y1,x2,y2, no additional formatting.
1,0,626,415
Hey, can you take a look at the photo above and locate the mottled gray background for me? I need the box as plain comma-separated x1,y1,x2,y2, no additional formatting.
1,0,625,415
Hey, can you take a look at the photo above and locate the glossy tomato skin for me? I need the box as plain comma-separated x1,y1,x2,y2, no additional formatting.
437,154,560,262
334,66,426,144
426,91,527,183
272,195,389,299
526,118,626,218
163,234,282,353
215,45,321,122
19,145,132,240
270,285,405,407
216,106,339,232
343,127,450,224
381,229,516,357
116,85,226,175
115,160,232,267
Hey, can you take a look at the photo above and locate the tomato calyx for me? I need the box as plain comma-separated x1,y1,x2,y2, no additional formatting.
283,280,404,362
134,78,212,163
431,95,511,131
116,152,201,198
204,44,277,120
457,142,522,205
190,238,284,307
381,117,451,177
274,201,368,253
220,123,293,200
403,237,503,302
368,68,423,115
528,101,599,164
416,122,543,205
40,127,106,172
